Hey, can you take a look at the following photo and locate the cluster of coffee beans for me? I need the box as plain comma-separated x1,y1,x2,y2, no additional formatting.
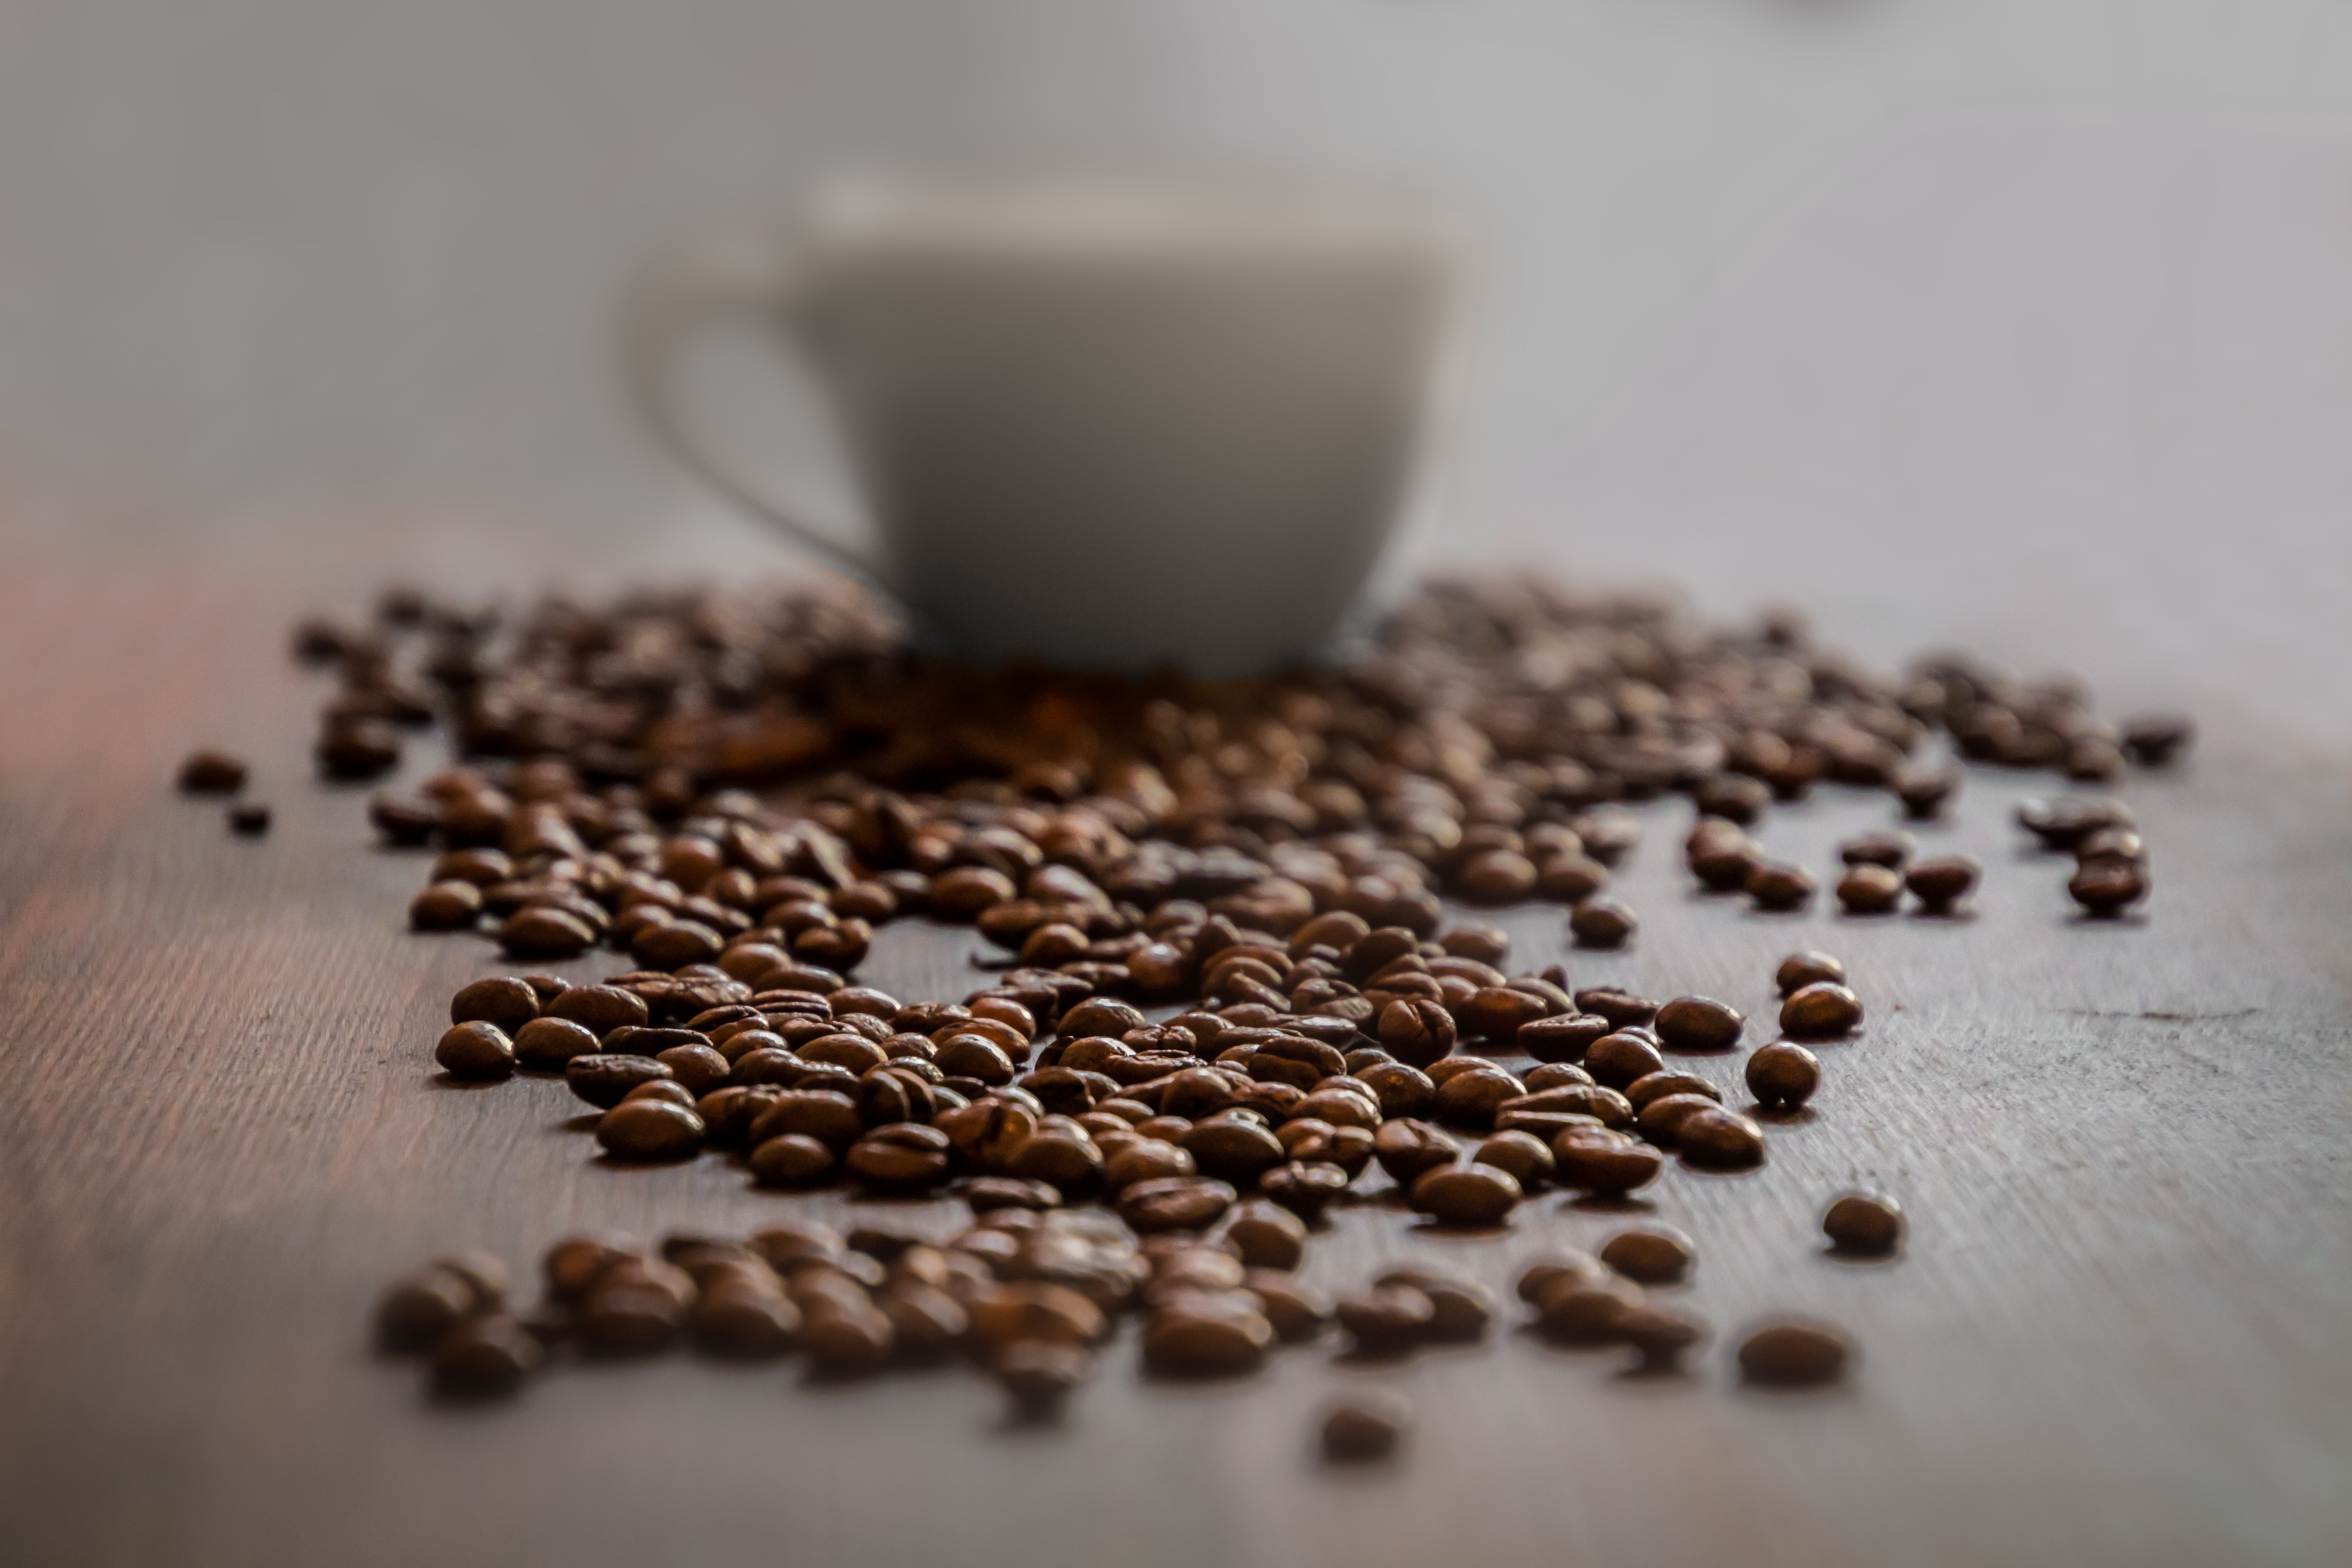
175,748,271,836
2018,796,2155,916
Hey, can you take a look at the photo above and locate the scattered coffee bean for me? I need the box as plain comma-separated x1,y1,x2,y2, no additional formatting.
1584,1031,1665,1090
2121,714,2193,766
1836,864,1903,915
1599,1226,1694,1286
1321,1393,1410,1462
1838,830,1913,868
1675,1107,1767,1170
227,802,272,836
1409,1163,1522,1228
1747,862,1816,912
177,749,249,794
1335,1284,1436,1355
1654,996,1744,1053
1737,1320,1853,1386
1905,855,1981,913
429,1315,542,1398
1569,899,1638,949
434,1021,515,1081
1779,982,1863,1039
2069,859,2149,916
1822,1192,1905,1255
1775,950,1846,995
1743,1042,1820,1109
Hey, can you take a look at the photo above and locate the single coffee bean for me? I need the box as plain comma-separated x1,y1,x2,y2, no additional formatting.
1225,1202,1307,1271
1623,1072,1719,1113
1617,1303,1708,1371
1517,1012,1611,1064
1574,986,1659,1028
1375,1266,1494,1341
1321,1393,1411,1463
411,881,485,931
177,749,248,794
1584,1031,1665,1090
1514,1252,1606,1305
450,976,539,1035
1534,1276,1643,1343
428,1314,542,1398
1654,996,1744,1054
1895,763,1958,819
1599,1226,1694,1286
512,1016,601,1070
1744,1041,1820,1109
1431,1066,1525,1130
1822,1191,1905,1255
1140,1302,1273,1377
1905,855,1981,913
1521,1062,1599,1093
1775,950,1846,995
376,1268,478,1351
1472,1130,1555,1190
2069,858,2150,916
1259,1160,1351,1221
1747,862,1816,912
2016,796,2133,851
548,984,650,1036
227,802,271,836
1244,1269,1332,1341
1780,982,1864,1039
564,1054,674,1110
1675,1106,1767,1169
1180,1119,1286,1184
802,1305,897,1376
1569,899,1638,949
1737,1320,1853,1386
1634,1093,1719,1146
1838,830,1913,868
1409,1163,1522,1228
620,1079,697,1110
595,1099,705,1161
434,1020,516,1081
749,1133,837,1186
1458,848,1539,903
499,906,598,960
1335,1284,1436,1354
995,1338,1092,1419
1376,997,1455,1070
692,1287,801,1358
1836,864,1903,915
1118,1176,1238,1233
2120,713,2193,766
845,1125,955,1191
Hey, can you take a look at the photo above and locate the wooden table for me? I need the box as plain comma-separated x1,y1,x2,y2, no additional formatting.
2,502,2347,1568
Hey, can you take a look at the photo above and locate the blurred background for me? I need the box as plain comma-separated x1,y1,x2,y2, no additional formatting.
2,0,2349,735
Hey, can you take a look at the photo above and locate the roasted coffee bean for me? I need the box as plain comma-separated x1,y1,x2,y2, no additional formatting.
802,1305,897,1376
1458,848,1539,903
1737,1320,1852,1386
226,801,271,836
1244,1269,1331,1341
1517,1011,1611,1064
1895,764,1958,818
1375,997,1455,1070
1472,1130,1555,1190
995,1339,1092,1419
1118,1176,1237,1233
750,1134,837,1186
1180,1118,1286,1184
411,881,485,931
2121,714,2193,766
1747,862,1815,912
429,1315,542,1397
177,749,248,794
1574,987,1659,1028
693,1287,801,1358
1623,1072,1718,1112
846,1124,955,1191
1584,1031,1666,1090
1599,1226,1694,1286
512,1016,601,1071
548,984,650,1036
2069,859,2149,915
1694,771,1770,824
1224,1202,1307,1271
1569,898,1637,949
451,976,539,1035
1335,1284,1435,1354
377,1268,479,1351
1375,1266,1493,1341
879,1283,970,1361
1675,1106,1768,1169
1634,1093,1720,1146
1534,1277,1642,1343
963,1175,1063,1213
1617,1304,1708,1370
1409,1163,1522,1228
1514,1252,1606,1305
434,1021,515,1081
499,906,597,959
1744,1041,1820,1109
2017,796,2133,850
1779,982,1862,1039
1654,996,1743,1053
565,1054,674,1110
1822,1191,1905,1255
1140,1302,1273,1377
1259,1160,1351,1221
1775,950,1847,995
1836,864,1903,915
1321,1394,1410,1462
1905,855,1981,913
1838,829,1913,868
596,1099,705,1161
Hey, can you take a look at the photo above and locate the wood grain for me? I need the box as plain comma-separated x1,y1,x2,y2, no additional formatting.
0,504,2347,1568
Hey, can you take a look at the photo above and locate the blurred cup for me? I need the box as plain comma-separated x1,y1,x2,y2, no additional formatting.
625,180,1459,676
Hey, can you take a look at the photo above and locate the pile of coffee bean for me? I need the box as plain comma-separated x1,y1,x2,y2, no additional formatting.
317,576,2184,1445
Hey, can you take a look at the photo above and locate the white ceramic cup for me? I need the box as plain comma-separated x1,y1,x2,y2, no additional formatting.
625,181,1459,676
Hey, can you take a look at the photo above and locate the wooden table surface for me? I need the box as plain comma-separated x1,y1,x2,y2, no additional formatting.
2,501,2348,1568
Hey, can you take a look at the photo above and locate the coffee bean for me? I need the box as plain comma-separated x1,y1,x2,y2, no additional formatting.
1654,996,1744,1053
377,1268,479,1351
1259,1160,1351,1221
1458,848,1538,903
1775,951,1846,995
596,1099,705,1161
1623,1072,1719,1112
1514,1252,1606,1305
1675,1106,1767,1169
434,1021,515,1081
450,976,539,1035
1335,1284,1435,1354
1747,862,1816,912
802,1305,897,1376
410,881,484,931
548,984,650,1036
1409,1163,1522,1228
1118,1176,1237,1233
177,749,248,794
1838,830,1913,868
692,1287,801,1358
1744,1042,1820,1109
1472,1130,1555,1190
1836,864,1903,914
1634,1092,1719,1146
1584,1031,1665,1090
1225,1202,1307,1271
2069,858,2149,915
1180,1118,1286,1184
2121,714,2193,766
429,1314,542,1397
2017,795,2132,850
1321,1393,1411,1462
1737,1320,1853,1386
1822,1191,1905,1255
1617,1304,1708,1371
1534,1276,1643,1343
995,1338,1092,1419
1517,1012,1611,1064
846,1125,954,1191
1569,898,1637,949
1374,1266,1493,1341
1894,764,1958,819
750,1133,838,1186
565,1054,674,1110
1905,855,1981,913
1140,1302,1273,1377
1376,997,1455,1070
1780,982,1864,1039
963,1175,1063,1213
1599,1226,1694,1286
227,802,271,836
1244,1269,1331,1341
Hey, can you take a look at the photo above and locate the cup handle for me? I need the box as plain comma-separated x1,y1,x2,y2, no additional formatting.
622,229,885,586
